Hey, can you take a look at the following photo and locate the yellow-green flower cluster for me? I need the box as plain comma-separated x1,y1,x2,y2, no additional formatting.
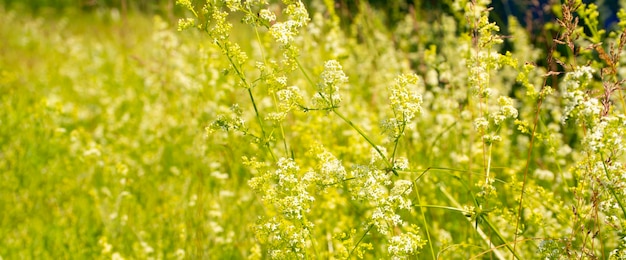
381,74,423,140
348,150,416,237
308,145,346,187
389,73,422,123
387,224,426,259
492,96,518,125
253,216,311,259
268,2,309,45
313,60,348,108
177,18,195,31
248,157,316,256
266,85,303,122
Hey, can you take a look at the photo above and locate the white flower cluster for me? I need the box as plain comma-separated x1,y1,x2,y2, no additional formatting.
248,157,314,221
468,53,490,96
283,1,309,27
389,180,413,210
392,157,409,171
349,150,416,236
388,73,423,123
269,1,309,46
534,168,555,181
350,165,393,234
277,85,302,106
492,96,518,125
471,96,517,144
208,7,232,42
387,224,426,259
467,50,503,98
270,22,298,45
254,216,310,259
473,117,489,132
309,145,347,187
561,66,600,126
313,60,348,108
274,158,315,219
258,9,276,23
248,157,315,257
206,104,247,135
266,85,303,122
585,115,626,154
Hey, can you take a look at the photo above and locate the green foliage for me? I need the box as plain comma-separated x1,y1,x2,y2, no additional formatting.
1,0,171,13
2,0,626,259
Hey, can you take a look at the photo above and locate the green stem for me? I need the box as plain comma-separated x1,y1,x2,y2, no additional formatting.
407,166,508,186
251,13,289,157
600,153,626,219
415,190,437,260
301,217,319,258
480,214,523,260
247,88,276,161
513,83,545,257
413,204,467,213
485,142,492,183
271,92,289,156
439,185,512,259
294,58,394,173
296,58,315,87
349,224,374,258
332,109,396,175
390,121,406,163
216,41,276,161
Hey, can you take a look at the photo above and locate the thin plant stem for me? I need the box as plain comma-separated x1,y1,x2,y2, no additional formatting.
251,13,290,158
439,185,511,259
301,217,319,258
485,142,492,183
271,92,290,156
414,190,436,260
247,87,277,161
216,41,276,161
512,40,556,255
390,121,405,163
480,214,523,260
294,58,396,173
403,166,508,186
349,224,374,258
600,153,626,218
296,58,315,87
332,109,396,174
413,204,467,213
512,95,541,259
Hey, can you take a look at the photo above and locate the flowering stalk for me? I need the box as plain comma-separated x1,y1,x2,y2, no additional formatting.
296,58,400,174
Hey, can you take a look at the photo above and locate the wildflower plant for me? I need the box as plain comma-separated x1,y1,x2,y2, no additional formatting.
177,0,430,257
172,0,626,258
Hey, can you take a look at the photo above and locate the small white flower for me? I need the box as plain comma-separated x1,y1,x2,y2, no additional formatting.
474,117,489,131
258,9,276,23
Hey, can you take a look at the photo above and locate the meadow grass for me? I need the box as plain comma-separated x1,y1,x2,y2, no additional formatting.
0,7,257,259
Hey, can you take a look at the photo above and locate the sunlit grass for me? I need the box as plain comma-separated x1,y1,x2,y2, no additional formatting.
0,7,259,258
